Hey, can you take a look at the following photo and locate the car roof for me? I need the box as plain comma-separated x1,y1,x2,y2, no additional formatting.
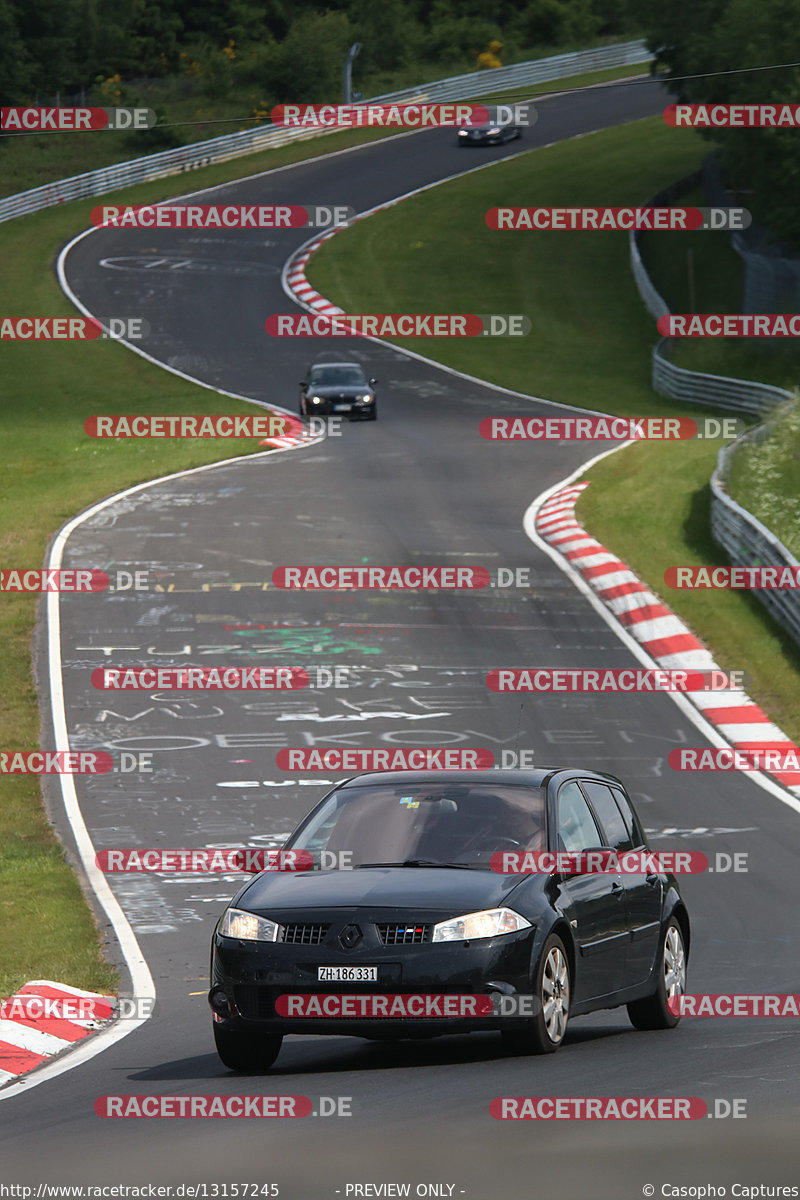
336,768,626,790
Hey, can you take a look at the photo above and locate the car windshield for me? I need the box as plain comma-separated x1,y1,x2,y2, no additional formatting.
288,783,546,870
309,366,365,386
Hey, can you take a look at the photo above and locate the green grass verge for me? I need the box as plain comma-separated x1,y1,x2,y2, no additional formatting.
1,62,644,199
723,403,800,560
307,114,800,747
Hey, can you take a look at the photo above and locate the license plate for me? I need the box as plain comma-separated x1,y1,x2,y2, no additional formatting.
333,403,352,412
317,966,377,982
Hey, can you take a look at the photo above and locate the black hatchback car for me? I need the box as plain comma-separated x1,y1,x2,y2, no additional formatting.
298,361,377,420
209,769,689,1071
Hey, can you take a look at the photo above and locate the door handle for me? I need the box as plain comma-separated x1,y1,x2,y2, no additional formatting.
645,873,660,887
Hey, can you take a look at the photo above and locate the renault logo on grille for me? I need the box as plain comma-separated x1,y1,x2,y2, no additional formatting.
338,923,362,950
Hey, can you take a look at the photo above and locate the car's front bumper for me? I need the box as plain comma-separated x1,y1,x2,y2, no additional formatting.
210,925,538,1038
304,397,374,417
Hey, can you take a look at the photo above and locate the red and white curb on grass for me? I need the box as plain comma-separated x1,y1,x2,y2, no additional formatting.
257,413,310,449
0,981,114,1087
284,227,347,316
534,481,800,799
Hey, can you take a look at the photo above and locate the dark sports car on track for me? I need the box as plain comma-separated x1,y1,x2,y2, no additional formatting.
457,114,522,146
298,360,377,420
209,768,689,1071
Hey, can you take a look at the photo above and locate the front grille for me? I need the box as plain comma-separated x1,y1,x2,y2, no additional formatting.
280,923,329,945
376,922,432,946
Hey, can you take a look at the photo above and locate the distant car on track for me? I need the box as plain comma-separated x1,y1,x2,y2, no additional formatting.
209,768,690,1071
457,112,522,146
298,361,377,420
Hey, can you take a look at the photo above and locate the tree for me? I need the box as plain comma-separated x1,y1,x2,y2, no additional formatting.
0,0,31,103
644,0,800,247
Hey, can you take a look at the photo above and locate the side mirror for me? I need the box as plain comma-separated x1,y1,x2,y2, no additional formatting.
368,378,378,386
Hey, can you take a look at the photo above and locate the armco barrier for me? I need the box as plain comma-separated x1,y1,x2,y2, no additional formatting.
629,178,800,646
368,40,650,104
0,40,651,224
629,172,794,416
712,430,800,648
651,341,793,417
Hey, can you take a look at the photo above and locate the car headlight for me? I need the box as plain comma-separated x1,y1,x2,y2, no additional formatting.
309,395,323,404
357,393,374,403
432,907,531,943
486,127,501,135
458,129,469,136
219,907,280,942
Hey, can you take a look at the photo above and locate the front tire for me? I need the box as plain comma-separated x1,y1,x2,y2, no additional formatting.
213,1023,283,1072
627,918,686,1031
502,932,570,1055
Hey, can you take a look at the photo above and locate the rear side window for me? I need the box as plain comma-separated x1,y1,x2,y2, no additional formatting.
609,786,646,849
581,781,634,852
557,782,603,853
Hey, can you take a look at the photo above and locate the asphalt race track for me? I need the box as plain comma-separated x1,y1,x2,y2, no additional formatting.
2,80,799,1196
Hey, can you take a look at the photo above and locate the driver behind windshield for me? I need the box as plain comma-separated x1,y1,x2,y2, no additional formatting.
316,786,544,867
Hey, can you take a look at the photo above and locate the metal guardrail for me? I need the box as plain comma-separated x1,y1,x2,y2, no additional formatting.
369,40,651,103
629,173,795,416
651,340,793,416
629,177,800,645
629,233,670,319
712,429,800,648
0,40,651,224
